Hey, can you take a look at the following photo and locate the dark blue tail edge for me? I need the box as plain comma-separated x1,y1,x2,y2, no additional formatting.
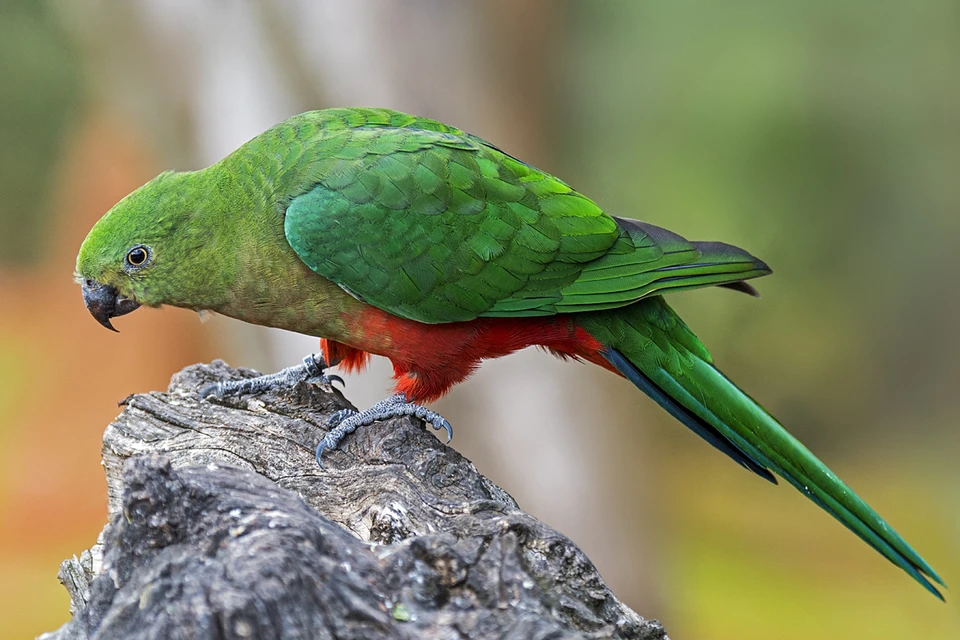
600,346,777,484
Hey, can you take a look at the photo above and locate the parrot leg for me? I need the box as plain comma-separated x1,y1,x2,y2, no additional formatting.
198,354,343,400
315,394,452,467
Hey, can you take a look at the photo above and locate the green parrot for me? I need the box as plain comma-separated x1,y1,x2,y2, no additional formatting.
76,107,944,598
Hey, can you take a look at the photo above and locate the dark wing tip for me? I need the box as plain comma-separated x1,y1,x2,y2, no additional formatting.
718,281,762,298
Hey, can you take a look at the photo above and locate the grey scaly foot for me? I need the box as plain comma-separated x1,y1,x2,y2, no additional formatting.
315,394,453,467
199,354,343,400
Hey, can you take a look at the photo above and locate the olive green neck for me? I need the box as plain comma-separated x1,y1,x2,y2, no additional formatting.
194,151,359,341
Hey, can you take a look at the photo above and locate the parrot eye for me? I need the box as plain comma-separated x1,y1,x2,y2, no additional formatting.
125,245,150,268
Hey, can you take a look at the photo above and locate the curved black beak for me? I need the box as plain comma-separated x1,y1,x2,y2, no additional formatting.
81,280,141,332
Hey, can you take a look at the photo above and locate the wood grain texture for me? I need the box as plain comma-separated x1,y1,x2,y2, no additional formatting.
41,361,667,640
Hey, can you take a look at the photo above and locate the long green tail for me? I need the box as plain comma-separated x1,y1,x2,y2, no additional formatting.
577,297,945,598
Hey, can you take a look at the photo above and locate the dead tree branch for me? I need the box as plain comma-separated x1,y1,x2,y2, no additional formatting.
41,361,667,640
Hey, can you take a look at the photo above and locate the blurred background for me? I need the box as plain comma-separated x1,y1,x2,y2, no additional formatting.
1,1,958,637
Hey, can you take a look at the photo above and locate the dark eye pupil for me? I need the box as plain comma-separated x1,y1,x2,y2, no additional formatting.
128,248,147,265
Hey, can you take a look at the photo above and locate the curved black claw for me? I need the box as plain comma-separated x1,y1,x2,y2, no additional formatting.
323,374,346,389
314,394,454,468
314,439,331,469
200,353,337,401
414,407,453,443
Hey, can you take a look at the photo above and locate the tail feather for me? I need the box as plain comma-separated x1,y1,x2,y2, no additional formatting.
580,297,945,599
603,348,776,483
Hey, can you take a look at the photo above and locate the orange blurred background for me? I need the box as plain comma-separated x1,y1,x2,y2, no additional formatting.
1,2,957,638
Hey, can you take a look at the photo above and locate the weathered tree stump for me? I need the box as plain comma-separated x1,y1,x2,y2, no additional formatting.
41,361,667,640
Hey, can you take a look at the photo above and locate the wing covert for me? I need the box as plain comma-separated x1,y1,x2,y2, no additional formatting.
284,124,619,323
281,109,771,324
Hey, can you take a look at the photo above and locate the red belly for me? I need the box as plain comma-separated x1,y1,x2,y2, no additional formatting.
320,306,612,402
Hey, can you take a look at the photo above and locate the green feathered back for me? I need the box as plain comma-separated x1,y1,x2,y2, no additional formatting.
275,108,767,323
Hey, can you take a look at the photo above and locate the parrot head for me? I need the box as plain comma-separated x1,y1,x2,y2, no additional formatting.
76,170,223,331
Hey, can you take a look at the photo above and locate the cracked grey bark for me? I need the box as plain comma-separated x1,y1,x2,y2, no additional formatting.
40,361,667,640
